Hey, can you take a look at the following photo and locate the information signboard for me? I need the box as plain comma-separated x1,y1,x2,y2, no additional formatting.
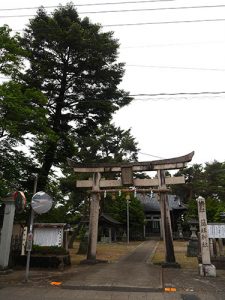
208,224,225,238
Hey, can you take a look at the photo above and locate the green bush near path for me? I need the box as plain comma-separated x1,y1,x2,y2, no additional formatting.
32,245,68,255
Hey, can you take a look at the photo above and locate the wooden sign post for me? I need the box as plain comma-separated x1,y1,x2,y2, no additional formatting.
68,151,194,265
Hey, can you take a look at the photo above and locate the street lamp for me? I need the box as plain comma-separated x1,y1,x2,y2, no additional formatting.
126,194,130,244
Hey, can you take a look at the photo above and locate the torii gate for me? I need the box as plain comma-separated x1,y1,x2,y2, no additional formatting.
68,151,194,266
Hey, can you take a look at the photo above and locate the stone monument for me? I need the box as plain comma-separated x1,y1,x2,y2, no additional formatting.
197,196,216,277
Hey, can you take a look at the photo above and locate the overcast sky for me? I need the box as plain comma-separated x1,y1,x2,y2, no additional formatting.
1,0,225,165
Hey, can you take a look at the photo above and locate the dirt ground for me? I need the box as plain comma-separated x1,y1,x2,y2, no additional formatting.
151,240,198,268
69,241,143,264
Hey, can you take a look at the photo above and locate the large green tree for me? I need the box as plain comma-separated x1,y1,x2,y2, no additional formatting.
19,4,131,190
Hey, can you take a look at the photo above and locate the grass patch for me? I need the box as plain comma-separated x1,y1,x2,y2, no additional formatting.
69,241,142,265
151,240,198,269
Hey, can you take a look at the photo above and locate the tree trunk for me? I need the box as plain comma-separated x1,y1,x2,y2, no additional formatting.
37,141,57,191
37,67,68,191
68,223,83,249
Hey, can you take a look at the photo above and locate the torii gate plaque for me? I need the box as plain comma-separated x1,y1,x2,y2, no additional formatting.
68,151,194,266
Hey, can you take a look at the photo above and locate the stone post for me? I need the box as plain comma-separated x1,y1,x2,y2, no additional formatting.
197,196,216,277
0,196,15,271
218,238,224,256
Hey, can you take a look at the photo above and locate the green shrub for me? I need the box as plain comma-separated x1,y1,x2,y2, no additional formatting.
32,245,68,255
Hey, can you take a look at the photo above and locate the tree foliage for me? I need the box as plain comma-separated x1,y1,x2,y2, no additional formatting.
103,193,145,228
58,123,139,224
0,25,23,76
0,140,38,198
0,81,47,142
173,161,225,222
0,25,48,200
74,123,139,163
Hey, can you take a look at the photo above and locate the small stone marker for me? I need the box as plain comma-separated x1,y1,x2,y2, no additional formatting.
197,196,216,277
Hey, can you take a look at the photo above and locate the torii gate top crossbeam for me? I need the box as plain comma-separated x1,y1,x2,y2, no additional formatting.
67,151,194,173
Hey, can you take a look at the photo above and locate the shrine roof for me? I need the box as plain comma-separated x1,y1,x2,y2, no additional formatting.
99,213,121,225
137,194,187,212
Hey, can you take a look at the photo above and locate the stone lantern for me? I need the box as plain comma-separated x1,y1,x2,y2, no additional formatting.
186,219,199,257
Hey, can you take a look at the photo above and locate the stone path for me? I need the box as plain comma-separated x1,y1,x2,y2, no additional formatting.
62,240,162,291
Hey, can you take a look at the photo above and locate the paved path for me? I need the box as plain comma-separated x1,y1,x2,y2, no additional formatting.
63,240,162,291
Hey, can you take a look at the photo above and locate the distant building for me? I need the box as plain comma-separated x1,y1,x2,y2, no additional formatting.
137,194,187,239
98,213,122,242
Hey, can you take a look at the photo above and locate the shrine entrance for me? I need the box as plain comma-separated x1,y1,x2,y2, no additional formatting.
68,151,194,267
145,216,161,237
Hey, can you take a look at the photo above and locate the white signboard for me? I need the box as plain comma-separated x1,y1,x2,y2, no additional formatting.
208,224,225,238
33,227,63,247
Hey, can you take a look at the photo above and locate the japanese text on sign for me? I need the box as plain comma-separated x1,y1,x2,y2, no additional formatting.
208,224,225,238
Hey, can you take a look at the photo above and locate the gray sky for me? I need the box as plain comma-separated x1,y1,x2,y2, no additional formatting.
1,0,225,165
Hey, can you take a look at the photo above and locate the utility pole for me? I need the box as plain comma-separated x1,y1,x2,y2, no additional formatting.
25,174,38,282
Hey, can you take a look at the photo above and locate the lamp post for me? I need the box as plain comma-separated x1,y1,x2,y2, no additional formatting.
126,194,130,244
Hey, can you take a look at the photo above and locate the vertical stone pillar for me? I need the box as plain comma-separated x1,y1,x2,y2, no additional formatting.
197,196,216,277
0,198,15,270
87,172,101,261
108,227,112,243
158,170,179,267
218,239,224,256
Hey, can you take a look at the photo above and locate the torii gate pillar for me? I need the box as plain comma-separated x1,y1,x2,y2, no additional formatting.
158,170,179,267
87,172,101,261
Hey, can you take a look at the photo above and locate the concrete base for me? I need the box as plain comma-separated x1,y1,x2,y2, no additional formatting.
199,264,216,277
